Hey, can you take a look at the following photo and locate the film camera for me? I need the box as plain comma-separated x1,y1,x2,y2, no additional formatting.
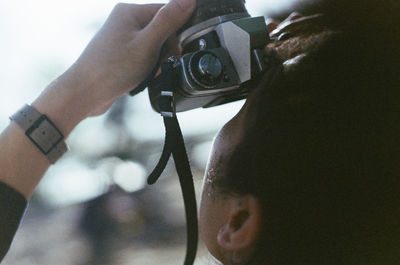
131,0,274,114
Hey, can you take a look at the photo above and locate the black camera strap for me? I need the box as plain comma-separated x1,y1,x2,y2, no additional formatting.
146,61,198,265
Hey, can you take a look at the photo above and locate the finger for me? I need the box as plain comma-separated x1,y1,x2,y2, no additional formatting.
109,3,165,29
132,4,165,29
141,0,196,45
161,33,182,60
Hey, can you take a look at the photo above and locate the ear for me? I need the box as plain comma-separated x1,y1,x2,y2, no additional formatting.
216,195,262,254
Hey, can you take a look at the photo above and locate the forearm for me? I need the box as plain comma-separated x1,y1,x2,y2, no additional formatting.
0,70,89,199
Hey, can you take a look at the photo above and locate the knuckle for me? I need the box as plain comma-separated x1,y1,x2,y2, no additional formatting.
113,3,138,15
170,0,187,14
156,7,174,22
114,2,127,11
159,0,187,22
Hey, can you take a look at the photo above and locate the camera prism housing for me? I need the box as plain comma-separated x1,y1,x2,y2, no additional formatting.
149,14,272,112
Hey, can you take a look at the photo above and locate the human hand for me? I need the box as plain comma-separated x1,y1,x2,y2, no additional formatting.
32,0,195,135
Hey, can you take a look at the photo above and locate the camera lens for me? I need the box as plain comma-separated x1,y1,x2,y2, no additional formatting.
188,51,224,89
180,0,248,33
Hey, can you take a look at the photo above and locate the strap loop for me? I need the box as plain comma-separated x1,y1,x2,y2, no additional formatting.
160,91,176,118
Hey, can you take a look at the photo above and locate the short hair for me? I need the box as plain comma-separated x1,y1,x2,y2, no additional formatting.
214,3,400,264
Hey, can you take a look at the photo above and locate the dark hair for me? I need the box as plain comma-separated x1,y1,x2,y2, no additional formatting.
215,3,400,264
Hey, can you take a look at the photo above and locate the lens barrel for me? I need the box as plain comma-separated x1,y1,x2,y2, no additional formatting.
180,0,248,33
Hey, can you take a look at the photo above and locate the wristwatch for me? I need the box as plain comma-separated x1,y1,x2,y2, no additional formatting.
10,104,68,164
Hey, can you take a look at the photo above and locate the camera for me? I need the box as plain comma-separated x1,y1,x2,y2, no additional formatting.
145,0,273,113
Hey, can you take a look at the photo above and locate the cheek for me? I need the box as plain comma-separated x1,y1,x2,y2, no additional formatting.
199,181,218,257
199,177,229,262
199,147,220,242
198,117,243,261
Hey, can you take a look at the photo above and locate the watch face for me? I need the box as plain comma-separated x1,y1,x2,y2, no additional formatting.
26,115,63,154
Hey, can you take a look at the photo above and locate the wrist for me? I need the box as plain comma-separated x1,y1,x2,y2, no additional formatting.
31,68,93,137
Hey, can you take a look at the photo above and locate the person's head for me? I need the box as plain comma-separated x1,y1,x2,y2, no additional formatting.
199,4,400,265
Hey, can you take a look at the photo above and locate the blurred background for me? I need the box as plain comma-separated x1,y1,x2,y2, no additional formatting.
0,0,295,264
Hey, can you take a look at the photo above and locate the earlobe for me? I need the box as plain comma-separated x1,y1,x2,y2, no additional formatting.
216,195,262,252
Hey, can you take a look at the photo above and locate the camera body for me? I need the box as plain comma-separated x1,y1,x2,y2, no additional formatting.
148,13,272,112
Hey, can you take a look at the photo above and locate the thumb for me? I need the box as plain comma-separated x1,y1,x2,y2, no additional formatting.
142,0,196,45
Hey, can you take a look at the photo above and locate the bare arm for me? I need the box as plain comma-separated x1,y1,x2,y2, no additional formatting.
0,0,195,199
